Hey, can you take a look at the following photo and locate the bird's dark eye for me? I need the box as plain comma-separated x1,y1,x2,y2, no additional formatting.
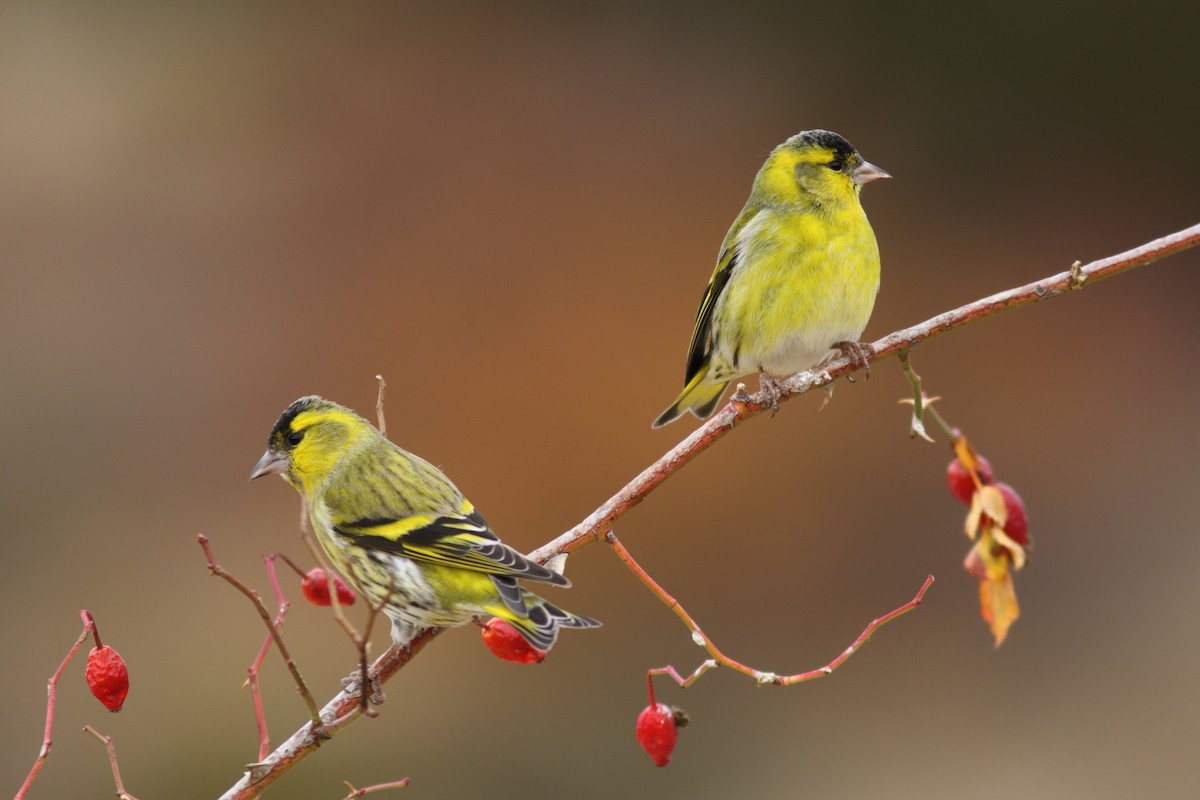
828,159,845,172
286,430,305,447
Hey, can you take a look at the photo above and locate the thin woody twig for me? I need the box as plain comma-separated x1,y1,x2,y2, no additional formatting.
325,568,393,723
14,611,96,800
339,777,411,798
219,224,1200,798
292,492,370,685
348,584,393,719
607,531,934,686
82,725,140,800
245,554,293,761
196,534,322,728
293,493,351,624
273,549,388,717
375,375,388,438
219,631,437,800
292,510,372,724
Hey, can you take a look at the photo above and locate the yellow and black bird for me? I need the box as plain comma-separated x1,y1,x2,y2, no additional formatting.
653,129,890,428
251,396,599,650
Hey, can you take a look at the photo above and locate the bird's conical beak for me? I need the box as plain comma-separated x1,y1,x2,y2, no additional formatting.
250,449,287,481
853,159,892,186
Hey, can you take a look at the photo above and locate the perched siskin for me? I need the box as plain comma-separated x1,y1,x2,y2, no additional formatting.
653,130,890,428
250,396,599,651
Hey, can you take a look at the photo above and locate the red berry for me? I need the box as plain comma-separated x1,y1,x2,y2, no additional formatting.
481,618,545,664
946,454,995,505
86,645,129,712
636,703,680,766
995,482,1029,546
300,568,356,607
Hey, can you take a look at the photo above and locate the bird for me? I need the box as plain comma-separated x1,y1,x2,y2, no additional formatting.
250,395,599,651
652,129,890,428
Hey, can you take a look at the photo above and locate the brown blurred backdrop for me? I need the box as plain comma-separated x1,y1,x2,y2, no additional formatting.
2,3,1198,798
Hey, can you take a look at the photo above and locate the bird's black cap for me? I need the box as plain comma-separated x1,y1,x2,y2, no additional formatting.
788,129,858,159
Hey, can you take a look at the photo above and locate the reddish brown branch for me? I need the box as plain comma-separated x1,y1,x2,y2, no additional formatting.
339,777,411,798
530,222,1200,564
14,611,96,800
197,534,322,727
82,725,140,800
291,502,379,719
218,632,436,800
245,554,293,761
218,223,1199,797
609,532,934,685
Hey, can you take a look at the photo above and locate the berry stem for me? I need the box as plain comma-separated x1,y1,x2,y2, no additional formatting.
606,531,934,687
897,350,959,441
923,403,956,442
86,610,104,650
274,551,312,580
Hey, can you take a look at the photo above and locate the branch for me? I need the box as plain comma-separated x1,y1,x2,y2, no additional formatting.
197,534,322,728
608,531,933,686
218,633,436,800
374,375,388,438
530,222,1200,563
219,223,1199,797
15,611,96,800
339,778,411,798
82,726,140,800
245,554,293,761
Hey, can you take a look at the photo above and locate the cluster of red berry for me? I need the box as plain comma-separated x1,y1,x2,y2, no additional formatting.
946,455,1028,546
945,441,1032,646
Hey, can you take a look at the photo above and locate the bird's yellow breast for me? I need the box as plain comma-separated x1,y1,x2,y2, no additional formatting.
713,201,880,377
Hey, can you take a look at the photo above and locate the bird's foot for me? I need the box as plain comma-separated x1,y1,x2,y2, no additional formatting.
759,374,787,416
833,341,875,382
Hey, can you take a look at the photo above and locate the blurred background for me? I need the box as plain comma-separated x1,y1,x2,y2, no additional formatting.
3,2,1198,798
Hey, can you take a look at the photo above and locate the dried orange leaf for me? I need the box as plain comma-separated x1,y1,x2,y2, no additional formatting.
978,564,1020,647
977,485,1008,527
965,529,1021,647
992,527,1028,571
965,492,984,539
